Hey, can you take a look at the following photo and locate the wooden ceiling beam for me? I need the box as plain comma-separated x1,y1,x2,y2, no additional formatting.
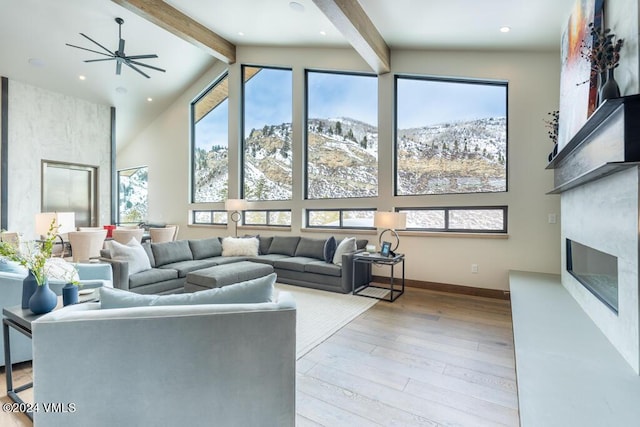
312,0,390,74
111,0,236,64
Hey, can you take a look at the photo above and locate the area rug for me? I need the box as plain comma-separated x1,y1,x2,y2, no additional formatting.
274,283,379,359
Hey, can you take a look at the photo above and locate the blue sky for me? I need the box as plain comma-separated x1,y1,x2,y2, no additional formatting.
397,78,506,129
195,70,506,150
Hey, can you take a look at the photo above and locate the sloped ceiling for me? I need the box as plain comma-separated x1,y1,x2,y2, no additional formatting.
0,0,574,150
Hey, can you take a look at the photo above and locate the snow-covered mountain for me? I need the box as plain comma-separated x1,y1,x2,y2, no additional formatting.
193,116,506,201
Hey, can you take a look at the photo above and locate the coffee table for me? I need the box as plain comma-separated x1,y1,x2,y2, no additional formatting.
2,290,98,420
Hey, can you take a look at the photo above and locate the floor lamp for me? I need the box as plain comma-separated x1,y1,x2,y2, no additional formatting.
225,199,247,237
374,211,406,256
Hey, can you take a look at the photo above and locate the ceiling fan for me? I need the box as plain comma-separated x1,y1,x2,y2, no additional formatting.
66,17,165,79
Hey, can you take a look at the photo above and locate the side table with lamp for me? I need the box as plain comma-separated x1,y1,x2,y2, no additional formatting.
352,211,407,302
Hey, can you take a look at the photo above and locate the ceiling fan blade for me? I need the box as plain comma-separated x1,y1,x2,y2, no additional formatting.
80,33,114,55
124,61,150,78
125,54,158,60
116,60,122,75
84,58,118,63
65,43,114,58
127,60,166,73
118,38,125,55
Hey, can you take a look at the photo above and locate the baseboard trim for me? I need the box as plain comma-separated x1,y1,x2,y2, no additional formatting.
372,275,510,300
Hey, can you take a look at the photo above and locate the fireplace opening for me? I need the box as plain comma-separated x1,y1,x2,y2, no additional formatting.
567,239,618,313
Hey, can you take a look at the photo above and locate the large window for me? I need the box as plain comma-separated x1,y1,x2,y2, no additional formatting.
395,76,507,195
306,71,378,199
242,66,292,201
397,206,507,233
118,166,148,225
192,73,229,203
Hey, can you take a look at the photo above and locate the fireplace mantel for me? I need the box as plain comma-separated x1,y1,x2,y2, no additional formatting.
547,94,640,194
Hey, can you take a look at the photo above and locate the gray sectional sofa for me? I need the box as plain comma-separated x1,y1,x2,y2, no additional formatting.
100,235,371,295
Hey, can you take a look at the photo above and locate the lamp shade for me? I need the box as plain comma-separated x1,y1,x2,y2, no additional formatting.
225,199,248,212
374,211,406,230
35,212,76,236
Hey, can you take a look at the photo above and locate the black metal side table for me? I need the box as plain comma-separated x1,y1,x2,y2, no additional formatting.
352,252,405,302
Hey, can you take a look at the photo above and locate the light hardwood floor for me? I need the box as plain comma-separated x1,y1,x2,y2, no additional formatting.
0,287,518,426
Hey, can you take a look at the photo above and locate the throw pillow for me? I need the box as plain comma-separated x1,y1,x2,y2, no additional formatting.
44,257,80,282
110,238,152,275
100,273,276,309
323,236,337,263
333,237,357,265
221,236,259,257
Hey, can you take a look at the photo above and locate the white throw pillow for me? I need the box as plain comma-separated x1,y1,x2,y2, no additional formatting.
44,257,80,282
110,238,152,275
221,237,259,257
333,237,357,265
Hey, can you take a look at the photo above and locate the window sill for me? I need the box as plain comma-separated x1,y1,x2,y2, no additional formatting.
398,230,509,239
301,228,376,236
239,225,292,232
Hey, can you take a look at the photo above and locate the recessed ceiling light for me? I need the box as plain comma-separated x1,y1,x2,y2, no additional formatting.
28,58,46,68
147,97,153,102
500,26,511,33
319,30,326,36
289,1,304,12
238,31,245,36
78,75,86,81
115,86,128,94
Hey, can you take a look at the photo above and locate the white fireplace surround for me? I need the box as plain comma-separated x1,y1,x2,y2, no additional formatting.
551,96,640,374
561,167,640,373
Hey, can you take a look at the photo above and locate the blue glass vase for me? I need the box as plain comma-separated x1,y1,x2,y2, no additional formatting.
21,270,38,309
62,283,78,306
29,281,57,315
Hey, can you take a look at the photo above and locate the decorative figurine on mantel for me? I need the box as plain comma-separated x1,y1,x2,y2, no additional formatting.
580,22,624,105
545,110,559,162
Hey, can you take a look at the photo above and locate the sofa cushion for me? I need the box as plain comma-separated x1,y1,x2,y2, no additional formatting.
295,237,326,260
246,254,289,266
111,238,152,274
160,259,220,278
268,236,300,256
186,261,274,289
304,260,342,277
333,237,357,265
274,257,318,273
151,240,193,267
142,242,156,267
323,236,337,263
259,236,273,255
222,237,259,257
189,238,222,260
128,268,178,289
0,260,26,275
101,273,276,309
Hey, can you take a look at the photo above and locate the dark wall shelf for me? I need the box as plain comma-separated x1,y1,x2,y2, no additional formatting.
547,95,640,193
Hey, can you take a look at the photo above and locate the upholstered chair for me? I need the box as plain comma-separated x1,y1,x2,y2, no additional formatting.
112,228,145,244
0,231,20,249
67,230,108,262
165,224,179,240
149,226,176,243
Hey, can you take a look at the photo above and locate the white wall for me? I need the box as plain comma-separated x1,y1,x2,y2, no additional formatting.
7,80,111,238
118,46,562,291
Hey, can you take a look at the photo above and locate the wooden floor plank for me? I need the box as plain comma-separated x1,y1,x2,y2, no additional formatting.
1,287,519,426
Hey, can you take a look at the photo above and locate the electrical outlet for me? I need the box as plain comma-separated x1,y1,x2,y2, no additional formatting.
548,213,557,224
471,264,479,274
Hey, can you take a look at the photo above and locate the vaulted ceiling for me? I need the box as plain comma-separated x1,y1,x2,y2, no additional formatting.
0,0,574,149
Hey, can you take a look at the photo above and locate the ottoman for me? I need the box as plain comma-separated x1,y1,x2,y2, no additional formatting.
185,261,275,292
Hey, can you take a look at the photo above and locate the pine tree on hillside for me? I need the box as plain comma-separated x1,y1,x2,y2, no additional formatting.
335,121,342,136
